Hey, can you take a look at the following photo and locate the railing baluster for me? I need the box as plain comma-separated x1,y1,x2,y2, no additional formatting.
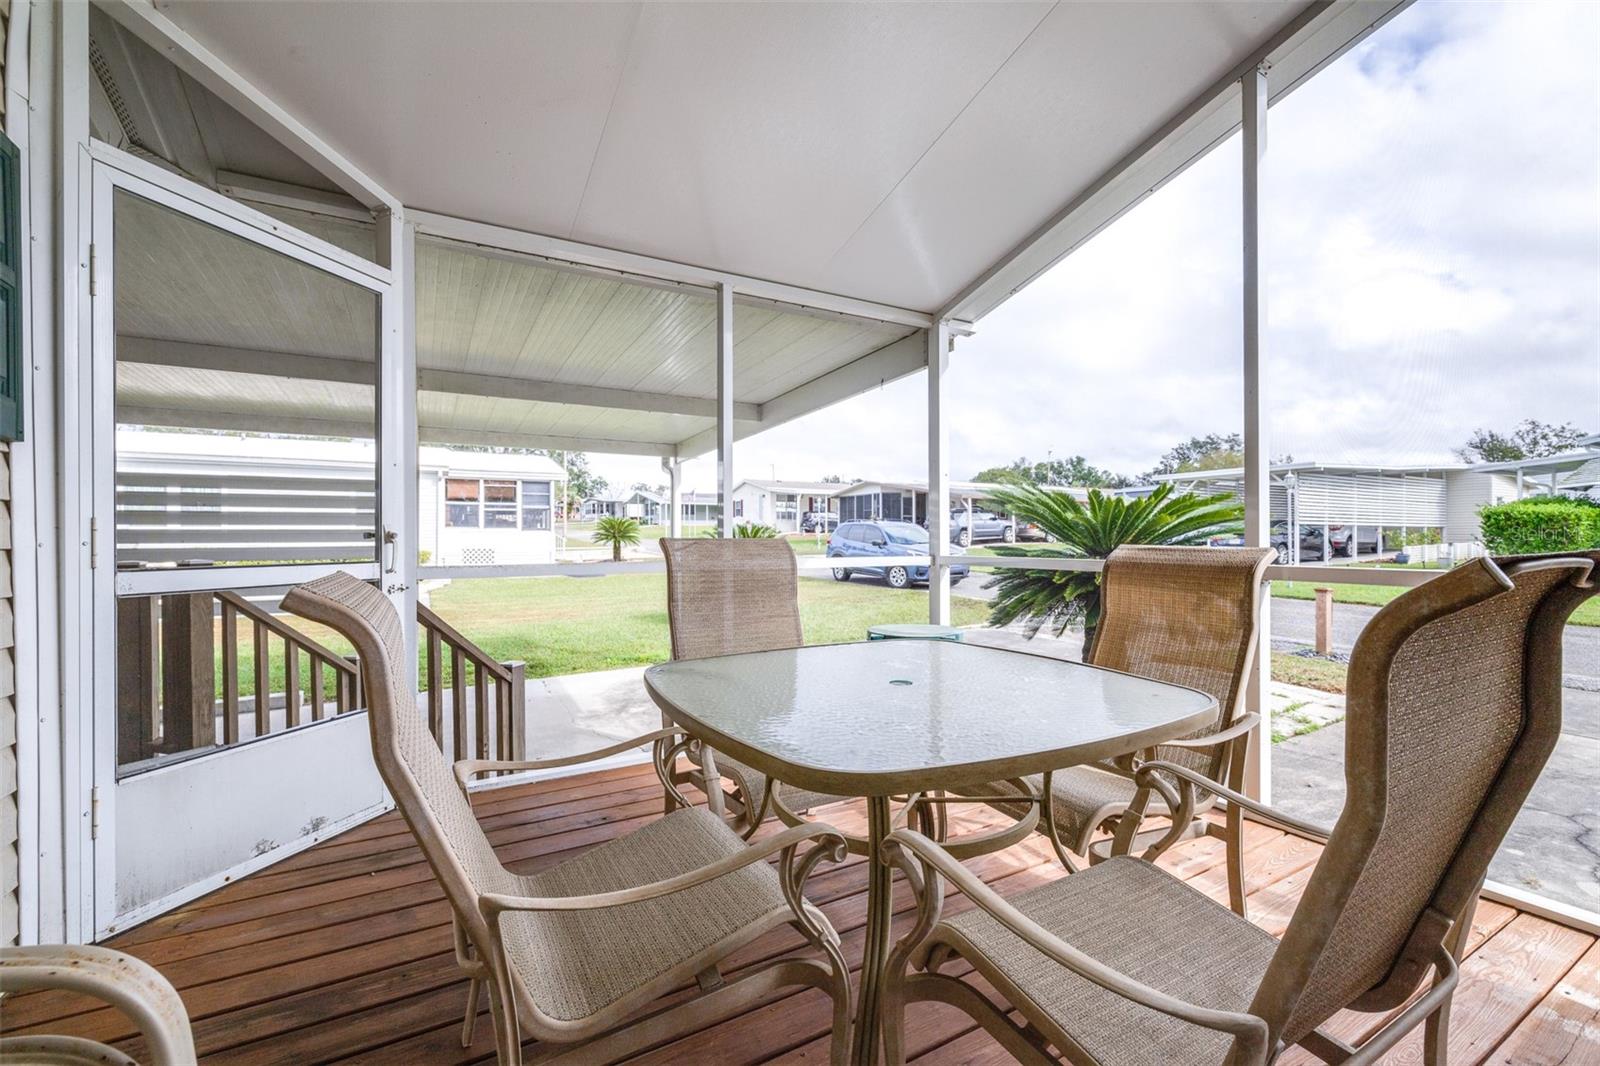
310,655,325,721
253,619,271,737
451,647,467,763
221,599,240,746
506,661,526,760
345,655,362,712
474,664,490,760
284,639,301,728
427,628,443,743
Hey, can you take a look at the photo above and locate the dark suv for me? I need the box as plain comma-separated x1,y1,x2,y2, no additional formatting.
827,521,970,589
801,511,838,533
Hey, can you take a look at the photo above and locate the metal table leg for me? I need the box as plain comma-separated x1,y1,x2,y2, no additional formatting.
851,795,894,1065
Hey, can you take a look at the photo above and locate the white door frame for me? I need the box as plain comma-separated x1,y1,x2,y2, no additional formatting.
86,144,399,937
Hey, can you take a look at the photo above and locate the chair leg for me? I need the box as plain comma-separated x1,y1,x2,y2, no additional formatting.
461,975,482,1048
486,975,522,1066
1424,997,1451,1066
1226,803,1249,919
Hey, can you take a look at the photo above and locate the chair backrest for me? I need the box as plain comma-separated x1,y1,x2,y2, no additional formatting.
1253,552,1597,1047
660,537,803,660
1091,544,1274,780
280,573,516,961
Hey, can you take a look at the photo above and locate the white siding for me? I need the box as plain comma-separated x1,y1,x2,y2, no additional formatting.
1443,471,1517,545
0,443,14,946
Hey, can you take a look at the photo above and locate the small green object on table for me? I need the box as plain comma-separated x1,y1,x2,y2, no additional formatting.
866,623,963,642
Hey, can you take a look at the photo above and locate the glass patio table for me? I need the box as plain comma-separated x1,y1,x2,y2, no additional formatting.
644,639,1218,1065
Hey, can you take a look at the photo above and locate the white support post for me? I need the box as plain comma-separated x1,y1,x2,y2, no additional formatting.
716,281,734,537
927,323,952,625
376,211,418,689
666,459,684,539
1240,65,1271,803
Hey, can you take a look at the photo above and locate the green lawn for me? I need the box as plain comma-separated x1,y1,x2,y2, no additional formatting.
211,572,990,699
424,573,988,677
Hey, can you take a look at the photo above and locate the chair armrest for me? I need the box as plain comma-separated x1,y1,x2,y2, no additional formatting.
881,829,1271,1059
453,727,685,790
0,945,197,1064
1158,712,1260,751
1135,759,1332,843
479,822,846,916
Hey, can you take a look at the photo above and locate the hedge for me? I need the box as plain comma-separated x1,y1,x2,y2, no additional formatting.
1479,497,1600,554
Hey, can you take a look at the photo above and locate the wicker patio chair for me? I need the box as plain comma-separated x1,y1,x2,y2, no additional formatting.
659,537,852,834
879,552,1595,1065
0,944,196,1065
283,572,851,1066
954,544,1273,909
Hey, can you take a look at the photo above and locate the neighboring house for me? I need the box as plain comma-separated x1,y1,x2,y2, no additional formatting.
581,490,665,523
115,430,567,569
832,479,1088,524
580,489,720,526
732,480,839,532
423,451,567,566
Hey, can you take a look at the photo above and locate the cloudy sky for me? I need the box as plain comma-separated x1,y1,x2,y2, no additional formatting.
595,0,1598,494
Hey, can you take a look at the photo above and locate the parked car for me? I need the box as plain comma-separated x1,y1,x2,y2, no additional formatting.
828,521,970,589
947,509,1015,547
1014,519,1048,542
1327,525,1379,557
801,511,838,533
1270,521,1326,563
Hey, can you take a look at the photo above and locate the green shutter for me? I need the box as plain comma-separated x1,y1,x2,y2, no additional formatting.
0,130,21,442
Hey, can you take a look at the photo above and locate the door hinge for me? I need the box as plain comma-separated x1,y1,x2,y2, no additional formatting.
90,785,101,840
89,516,98,569
89,243,98,297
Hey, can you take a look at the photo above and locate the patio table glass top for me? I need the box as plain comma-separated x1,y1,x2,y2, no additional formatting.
644,640,1218,797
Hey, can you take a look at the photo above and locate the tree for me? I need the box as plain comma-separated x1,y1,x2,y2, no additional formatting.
530,450,608,507
1143,433,1243,479
1455,420,1590,463
983,483,1242,657
972,455,1129,489
820,474,847,484
591,516,641,562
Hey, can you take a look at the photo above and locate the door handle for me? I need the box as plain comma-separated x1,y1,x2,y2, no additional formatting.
382,527,398,574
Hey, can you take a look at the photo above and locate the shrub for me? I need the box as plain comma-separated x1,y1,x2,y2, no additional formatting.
1479,497,1600,554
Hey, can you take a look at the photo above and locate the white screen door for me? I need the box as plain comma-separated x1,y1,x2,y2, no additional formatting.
87,154,404,937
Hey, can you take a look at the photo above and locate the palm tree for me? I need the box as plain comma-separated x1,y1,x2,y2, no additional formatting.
592,516,642,561
983,483,1241,658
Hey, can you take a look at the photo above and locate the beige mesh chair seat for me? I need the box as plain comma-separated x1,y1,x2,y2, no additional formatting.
954,544,1274,914
282,572,852,1066
501,806,792,1022
976,765,1168,856
880,553,1598,1065
710,751,844,824
938,857,1278,1065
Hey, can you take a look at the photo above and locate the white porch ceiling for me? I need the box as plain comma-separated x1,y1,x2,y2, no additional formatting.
149,0,1341,314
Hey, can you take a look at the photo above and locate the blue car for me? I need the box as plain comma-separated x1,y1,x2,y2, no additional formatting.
827,520,970,589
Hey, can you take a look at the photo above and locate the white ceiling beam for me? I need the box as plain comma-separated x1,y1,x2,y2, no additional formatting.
676,331,927,458
418,368,760,422
939,0,1409,324
410,208,934,331
214,170,374,224
117,404,676,457
98,0,400,212
117,336,760,419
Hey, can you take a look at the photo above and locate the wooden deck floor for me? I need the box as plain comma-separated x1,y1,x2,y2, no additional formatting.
8,761,1600,1064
